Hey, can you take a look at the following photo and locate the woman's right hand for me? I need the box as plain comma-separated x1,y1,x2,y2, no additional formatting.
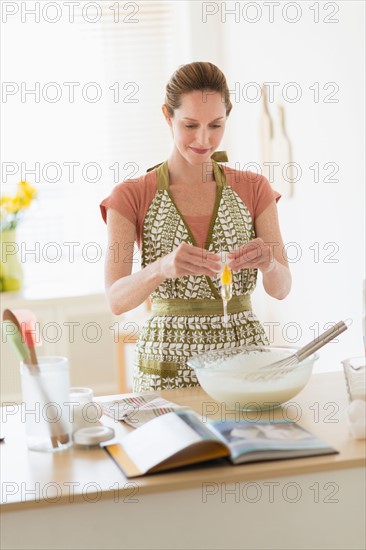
157,242,222,280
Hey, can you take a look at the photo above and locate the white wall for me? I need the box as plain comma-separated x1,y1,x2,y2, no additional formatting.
3,2,364,375
189,1,365,371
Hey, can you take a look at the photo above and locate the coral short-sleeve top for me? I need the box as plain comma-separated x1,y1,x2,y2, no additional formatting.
100,164,281,250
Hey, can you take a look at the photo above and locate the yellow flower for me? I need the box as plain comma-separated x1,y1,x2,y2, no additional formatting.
22,196,32,208
0,181,37,214
19,181,37,200
0,181,37,230
8,196,22,213
0,196,16,214
0,196,12,208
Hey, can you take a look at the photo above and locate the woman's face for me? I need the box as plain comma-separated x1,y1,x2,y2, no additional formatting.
164,90,227,165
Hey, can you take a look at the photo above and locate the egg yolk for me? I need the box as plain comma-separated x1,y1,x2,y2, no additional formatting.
221,264,232,285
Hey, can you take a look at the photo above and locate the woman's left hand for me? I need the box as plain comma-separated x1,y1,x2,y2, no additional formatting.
227,238,276,274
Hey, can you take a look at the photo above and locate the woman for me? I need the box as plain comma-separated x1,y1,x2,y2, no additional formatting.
100,62,291,392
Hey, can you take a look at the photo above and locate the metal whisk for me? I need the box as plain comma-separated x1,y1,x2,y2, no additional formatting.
244,321,349,382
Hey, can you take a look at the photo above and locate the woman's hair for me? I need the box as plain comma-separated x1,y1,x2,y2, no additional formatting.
164,61,232,118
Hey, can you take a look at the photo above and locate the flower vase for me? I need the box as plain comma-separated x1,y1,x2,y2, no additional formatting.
0,229,24,292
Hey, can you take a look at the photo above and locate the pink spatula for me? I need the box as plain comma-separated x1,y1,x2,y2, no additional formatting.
10,308,41,366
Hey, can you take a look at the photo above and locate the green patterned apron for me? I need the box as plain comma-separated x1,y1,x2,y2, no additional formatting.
132,158,269,392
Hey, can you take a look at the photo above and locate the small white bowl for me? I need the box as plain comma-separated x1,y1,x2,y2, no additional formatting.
188,345,318,411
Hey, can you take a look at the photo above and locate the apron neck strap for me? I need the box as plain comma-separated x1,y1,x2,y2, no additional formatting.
156,159,228,191
156,161,170,191
212,160,227,188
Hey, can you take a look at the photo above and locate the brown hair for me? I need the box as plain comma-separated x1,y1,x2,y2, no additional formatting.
164,62,232,118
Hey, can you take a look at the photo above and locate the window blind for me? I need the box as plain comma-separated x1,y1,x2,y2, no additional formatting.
2,1,191,292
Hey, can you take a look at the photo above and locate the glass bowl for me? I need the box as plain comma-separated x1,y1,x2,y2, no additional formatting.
187,345,319,411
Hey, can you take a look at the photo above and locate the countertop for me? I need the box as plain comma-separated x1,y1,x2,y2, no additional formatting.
1,371,365,511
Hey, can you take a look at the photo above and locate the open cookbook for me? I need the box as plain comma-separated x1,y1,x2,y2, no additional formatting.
104,407,338,478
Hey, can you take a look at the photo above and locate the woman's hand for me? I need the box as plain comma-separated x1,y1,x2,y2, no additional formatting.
227,238,276,274
225,201,291,300
157,242,222,280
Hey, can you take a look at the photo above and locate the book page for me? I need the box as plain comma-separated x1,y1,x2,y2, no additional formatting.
120,411,219,474
151,440,229,473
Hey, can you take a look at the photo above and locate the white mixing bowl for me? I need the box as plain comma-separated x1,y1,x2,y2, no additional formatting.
187,345,319,411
